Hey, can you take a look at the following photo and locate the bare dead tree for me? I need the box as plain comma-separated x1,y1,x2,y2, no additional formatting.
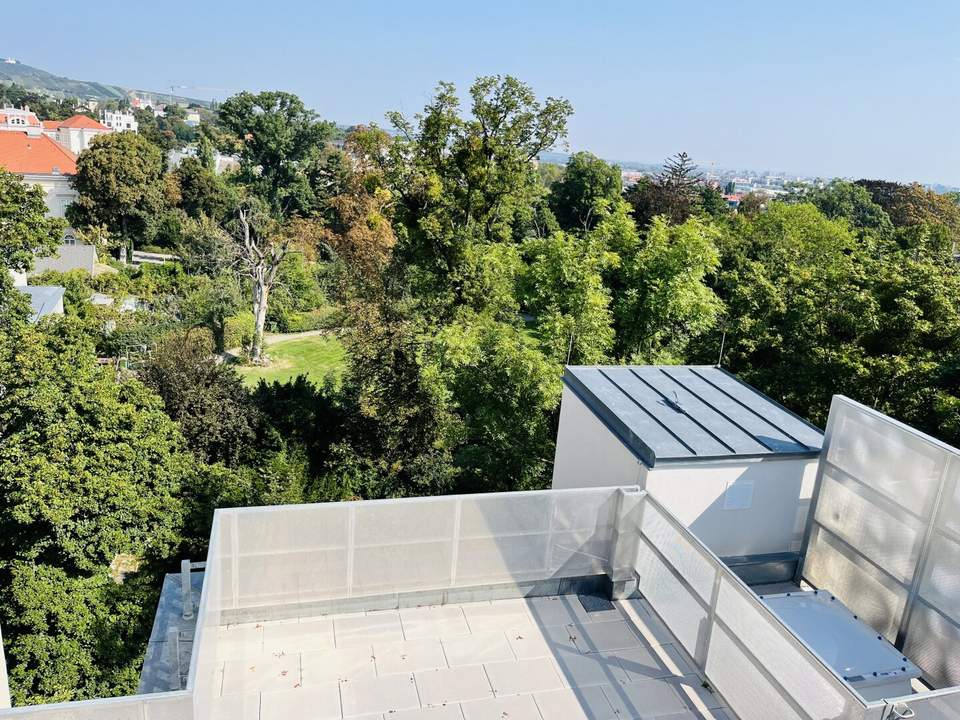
231,202,287,365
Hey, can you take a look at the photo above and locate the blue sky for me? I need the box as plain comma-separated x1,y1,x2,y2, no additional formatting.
5,1,959,184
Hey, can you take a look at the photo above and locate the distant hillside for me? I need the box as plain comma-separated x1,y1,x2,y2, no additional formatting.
0,57,210,107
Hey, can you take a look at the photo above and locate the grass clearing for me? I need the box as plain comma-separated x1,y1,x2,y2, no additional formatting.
236,333,347,387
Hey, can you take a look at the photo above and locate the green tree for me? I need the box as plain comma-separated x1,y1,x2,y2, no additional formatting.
382,76,572,310
217,91,335,362
0,168,64,273
786,180,892,235
624,152,704,227
138,331,263,467
434,313,562,491
173,155,235,221
520,232,615,363
694,203,873,419
0,321,188,573
217,91,335,217
66,133,165,248
547,152,622,231
613,215,723,362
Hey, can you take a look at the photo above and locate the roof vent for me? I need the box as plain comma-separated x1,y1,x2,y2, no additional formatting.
665,390,684,413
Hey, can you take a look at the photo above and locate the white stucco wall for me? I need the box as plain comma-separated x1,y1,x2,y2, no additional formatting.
551,385,646,489
22,174,77,217
646,456,818,557
551,384,819,558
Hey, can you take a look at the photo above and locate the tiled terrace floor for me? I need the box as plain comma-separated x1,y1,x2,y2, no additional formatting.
205,595,735,720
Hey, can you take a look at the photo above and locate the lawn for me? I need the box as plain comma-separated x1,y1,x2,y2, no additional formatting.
236,333,347,387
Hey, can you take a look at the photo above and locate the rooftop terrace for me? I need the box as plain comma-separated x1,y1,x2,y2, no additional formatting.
2,394,960,720
203,595,729,719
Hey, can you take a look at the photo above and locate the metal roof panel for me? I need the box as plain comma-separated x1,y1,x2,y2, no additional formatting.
564,365,823,466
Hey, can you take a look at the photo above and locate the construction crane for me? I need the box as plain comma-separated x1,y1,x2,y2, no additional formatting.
168,84,237,103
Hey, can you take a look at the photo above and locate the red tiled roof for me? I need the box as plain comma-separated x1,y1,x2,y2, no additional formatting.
42,119,59,130
0,131,77,175
57,114,109,130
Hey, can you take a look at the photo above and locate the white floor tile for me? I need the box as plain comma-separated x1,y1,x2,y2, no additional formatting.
262,619,335,655
301,645,376,683
484,658,564,696
416,666,494,706
401,605,471,639
505,627,553,659
601,678,689,719
460,693,543,720
533,686,618,720
222,654,300,695
462,601,532,633
375,638,448,675
336,612,405,646
260,684,340,720
442,631,515,667
618,600,675,647
667,675,725,710
571,620,643,654
340,672,420,716
551,651,628,688
611,645,676,682
526,596,581,627
215,625,264,660
208,692,261,720
389,706,466,720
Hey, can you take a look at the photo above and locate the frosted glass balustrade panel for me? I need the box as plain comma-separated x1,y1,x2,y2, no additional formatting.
641,501,716,603
634,538,710,657
803,525,908,641
352,498,457,595
0,692,193,720
229,505,350,608
903,600,960,689
918,531,960,622
705,625,806,720
715,577,862,720
548,489,617,576
813,469,926,585
825,400,945,518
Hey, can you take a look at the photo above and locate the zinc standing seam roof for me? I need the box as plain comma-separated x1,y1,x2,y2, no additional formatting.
563,365,824,467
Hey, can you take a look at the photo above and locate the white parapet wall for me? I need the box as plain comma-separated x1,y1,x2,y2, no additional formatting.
551,380,819,558
552,385,646,489
645,456,818,557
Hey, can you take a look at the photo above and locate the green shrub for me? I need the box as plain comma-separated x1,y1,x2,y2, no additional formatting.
224,311,255,352
285,307,340,333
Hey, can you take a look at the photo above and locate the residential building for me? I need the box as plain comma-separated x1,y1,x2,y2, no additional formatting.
0,130,78,216
552,365,822,566
31,239,97,276
185,110,201,127
102,109,138,133
1,373,960,719
0,107,45,136
17,285,65,322
41,114,111,154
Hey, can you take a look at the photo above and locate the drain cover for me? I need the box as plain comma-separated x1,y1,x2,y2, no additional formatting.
578,594,615,613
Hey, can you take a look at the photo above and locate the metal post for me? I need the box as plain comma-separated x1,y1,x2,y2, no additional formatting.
181,559,194,620
0,621,10,708
609,487,644,599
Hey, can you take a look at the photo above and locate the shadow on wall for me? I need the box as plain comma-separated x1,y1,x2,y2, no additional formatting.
684,461,808,558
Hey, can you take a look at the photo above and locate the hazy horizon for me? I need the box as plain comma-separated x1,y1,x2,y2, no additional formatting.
5,0,959,186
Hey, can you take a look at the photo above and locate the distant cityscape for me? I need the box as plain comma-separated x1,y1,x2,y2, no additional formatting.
538,151,960,197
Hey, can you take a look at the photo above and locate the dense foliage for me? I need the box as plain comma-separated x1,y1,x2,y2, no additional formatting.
2,76,960,705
